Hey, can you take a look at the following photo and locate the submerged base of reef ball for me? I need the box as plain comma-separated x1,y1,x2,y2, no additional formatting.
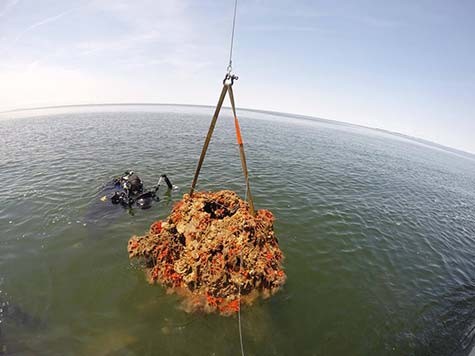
128,190,286,316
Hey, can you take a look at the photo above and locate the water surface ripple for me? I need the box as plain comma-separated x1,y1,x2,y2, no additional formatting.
1,106,475,355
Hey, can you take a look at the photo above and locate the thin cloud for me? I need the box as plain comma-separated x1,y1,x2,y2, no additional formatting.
13,6,78,43
76,30,163,55
0,0,20,17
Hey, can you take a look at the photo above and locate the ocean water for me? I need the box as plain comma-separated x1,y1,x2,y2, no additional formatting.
1,105,474,355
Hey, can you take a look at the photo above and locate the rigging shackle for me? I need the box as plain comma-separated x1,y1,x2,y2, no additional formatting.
223,72,239,86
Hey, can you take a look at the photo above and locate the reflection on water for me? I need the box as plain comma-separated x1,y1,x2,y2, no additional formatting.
0,106,475,355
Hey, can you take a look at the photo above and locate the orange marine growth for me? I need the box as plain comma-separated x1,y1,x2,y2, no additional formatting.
127,190,286,316
150,220,162,235
219,299,240,314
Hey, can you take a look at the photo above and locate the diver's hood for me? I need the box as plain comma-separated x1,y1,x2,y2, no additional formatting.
120,173,144,195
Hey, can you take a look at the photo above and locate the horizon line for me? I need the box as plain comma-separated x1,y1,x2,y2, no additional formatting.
1,102,474,158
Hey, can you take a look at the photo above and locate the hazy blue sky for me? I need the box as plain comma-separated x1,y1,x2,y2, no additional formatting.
1,0,474,153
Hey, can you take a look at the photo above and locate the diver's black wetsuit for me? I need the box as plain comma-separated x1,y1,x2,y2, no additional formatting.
110,171,172,209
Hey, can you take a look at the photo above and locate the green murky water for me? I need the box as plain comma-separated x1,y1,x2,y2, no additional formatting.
1,105,475,355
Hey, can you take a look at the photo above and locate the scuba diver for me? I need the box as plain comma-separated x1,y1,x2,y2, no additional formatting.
109,171,174,209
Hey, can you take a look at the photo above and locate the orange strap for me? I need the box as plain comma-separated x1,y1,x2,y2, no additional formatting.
234,116,243,145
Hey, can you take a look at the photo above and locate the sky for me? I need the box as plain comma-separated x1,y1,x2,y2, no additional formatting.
1,0,474,153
